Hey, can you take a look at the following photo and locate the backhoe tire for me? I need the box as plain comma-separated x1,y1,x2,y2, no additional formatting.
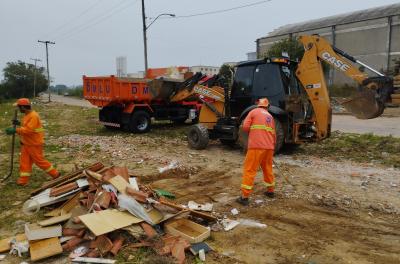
238,117,284,154
187,124,209,150
129,110,151,133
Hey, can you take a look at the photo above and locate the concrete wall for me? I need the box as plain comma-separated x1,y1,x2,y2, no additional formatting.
257,14,400,85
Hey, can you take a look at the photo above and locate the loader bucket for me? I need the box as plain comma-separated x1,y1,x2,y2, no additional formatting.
341,90,384,119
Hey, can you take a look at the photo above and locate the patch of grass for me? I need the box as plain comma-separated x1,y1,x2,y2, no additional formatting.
297,131,400,167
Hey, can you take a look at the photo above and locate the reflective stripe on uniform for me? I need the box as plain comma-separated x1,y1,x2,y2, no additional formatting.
241,184,253,190
20,172,31,177
34,127,45,132
263,181,275,187
250,125,275,132
45,166,54,172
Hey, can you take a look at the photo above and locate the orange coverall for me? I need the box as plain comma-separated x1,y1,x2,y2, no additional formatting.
241,107,276,198
16,111,59,181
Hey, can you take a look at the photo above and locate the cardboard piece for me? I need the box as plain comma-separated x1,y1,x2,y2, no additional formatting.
25,223,62,241
79,209,142,236
0,234,27,253
29,237,63,261
38,213,72,226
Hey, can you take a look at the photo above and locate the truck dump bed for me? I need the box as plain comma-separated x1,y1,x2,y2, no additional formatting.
83,75,185,107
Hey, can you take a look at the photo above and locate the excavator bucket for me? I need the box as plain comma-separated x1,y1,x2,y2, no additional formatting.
341,90,384,119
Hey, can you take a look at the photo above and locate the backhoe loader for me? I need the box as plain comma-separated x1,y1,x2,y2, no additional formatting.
171,35,396,152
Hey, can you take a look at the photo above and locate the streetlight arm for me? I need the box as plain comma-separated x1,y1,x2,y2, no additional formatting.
146,13,175,29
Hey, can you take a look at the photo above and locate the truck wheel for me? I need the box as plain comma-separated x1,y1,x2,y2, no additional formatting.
238,117,284,154
187,124,209,149
129,110,151,133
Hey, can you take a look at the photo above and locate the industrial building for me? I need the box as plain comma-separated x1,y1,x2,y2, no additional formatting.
256,3,400,85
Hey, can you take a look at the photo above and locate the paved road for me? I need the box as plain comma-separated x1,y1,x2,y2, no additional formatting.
332,115,400,137
43,93,399,137
39,93,95,108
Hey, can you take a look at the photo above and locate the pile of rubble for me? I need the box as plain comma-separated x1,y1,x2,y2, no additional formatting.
0,163,217,263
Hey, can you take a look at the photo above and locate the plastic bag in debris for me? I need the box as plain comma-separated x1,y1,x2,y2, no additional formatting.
118,194,154,225
9,239,29,257
220,218,240,231
158,161,178,173
239,218,267,228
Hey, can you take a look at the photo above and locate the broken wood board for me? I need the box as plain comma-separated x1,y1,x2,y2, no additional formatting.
30,237,63,261
165,218,210,243
38,213,72,227
25,223,62,241
108,175,129,194
43,190,81,217
64,206,87,229
79,209,142,236
31,162,104,196
0,234,27,253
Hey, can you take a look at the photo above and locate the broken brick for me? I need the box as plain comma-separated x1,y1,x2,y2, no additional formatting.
89,235,113,254
110,236,125,256
62,237,84,251
63,228,85,236
140,223,157,239
171,240,186,264
96,191,111,209
86,248,100,258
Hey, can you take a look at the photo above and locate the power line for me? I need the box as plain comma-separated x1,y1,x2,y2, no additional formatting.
51,0,134,40
40,0,106,39
171,0,272,19
57,0,138,41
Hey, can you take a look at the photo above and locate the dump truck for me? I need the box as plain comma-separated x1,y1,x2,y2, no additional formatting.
83,75,202,133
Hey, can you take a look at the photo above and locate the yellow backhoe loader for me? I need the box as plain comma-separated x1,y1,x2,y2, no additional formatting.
171,35,396,152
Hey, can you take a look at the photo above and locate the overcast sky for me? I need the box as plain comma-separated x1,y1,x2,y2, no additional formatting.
0,0,399,86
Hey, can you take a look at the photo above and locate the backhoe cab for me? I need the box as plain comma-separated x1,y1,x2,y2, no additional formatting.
187,35,395,152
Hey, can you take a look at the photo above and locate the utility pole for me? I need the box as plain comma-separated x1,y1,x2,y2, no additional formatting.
30,58,41,98
38,40,55,102
141,0,148,73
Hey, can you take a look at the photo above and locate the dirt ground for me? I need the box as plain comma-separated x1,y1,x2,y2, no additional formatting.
45,133,400,264
0,101,399,264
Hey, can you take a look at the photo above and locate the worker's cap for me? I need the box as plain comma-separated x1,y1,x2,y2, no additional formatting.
257,98,269,107
13,98,31,107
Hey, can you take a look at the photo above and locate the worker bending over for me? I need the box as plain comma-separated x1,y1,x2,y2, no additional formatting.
237,98,276,206
5,98,60,186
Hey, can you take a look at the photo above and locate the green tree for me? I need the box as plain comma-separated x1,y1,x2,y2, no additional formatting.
0,60,48,99
218,64,234,89
264,37,304,61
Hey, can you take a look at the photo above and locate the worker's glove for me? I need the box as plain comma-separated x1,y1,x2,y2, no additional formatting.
5,127,16,135
12,119,20,126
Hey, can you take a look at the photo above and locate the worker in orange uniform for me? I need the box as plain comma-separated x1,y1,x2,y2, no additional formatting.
237,98,276,206
4,98,60,186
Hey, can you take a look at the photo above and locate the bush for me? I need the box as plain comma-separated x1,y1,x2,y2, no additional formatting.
68,86,83,98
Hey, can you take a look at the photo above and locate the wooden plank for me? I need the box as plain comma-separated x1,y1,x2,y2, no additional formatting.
79,209,142,236
25,223,62,241
30,237,63,261
0,234,27,253
38,213,72,227
71,257,115,264
31,162,104,196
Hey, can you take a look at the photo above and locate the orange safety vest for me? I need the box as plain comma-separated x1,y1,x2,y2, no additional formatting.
16,111,45,146
242,107,276,149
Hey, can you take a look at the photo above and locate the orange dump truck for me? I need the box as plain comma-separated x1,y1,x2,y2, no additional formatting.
83,75,202,133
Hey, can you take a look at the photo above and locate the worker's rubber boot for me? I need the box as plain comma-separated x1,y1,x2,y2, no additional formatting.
17,176,29,186
236,197,249,206
264,192,275,198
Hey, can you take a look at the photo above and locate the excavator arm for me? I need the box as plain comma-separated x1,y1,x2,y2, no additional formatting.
296,35,394,140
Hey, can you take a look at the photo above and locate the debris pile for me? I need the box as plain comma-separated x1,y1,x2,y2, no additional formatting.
0,163,217,263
